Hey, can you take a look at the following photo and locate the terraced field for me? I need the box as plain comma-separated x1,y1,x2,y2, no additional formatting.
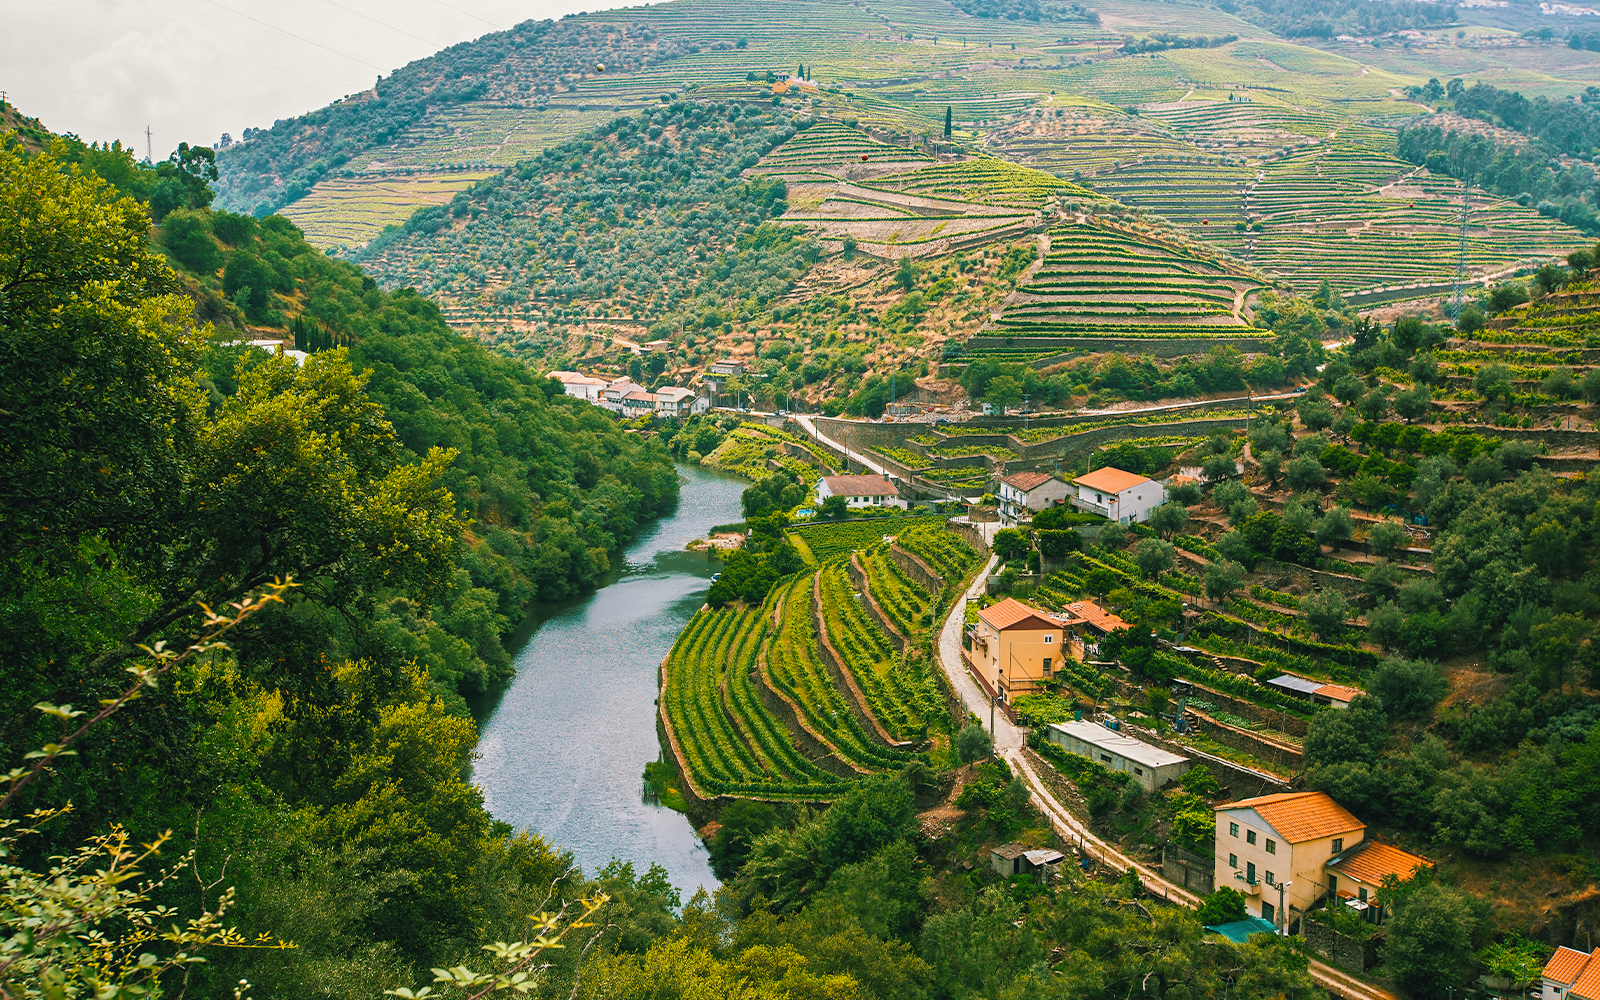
278,170,497,247
659,515,986,799
996,222,1264,338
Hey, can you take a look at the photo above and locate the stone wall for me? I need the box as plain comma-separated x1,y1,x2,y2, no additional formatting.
1303,916,1376,974
1162,845,1216,894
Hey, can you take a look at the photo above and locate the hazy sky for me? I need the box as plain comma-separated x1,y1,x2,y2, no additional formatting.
3,0,598,156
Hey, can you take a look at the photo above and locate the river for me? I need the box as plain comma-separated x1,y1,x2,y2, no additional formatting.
472,463,747,899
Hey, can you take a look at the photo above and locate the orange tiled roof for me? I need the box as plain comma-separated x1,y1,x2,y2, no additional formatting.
1220,791,1365,844
1003,471,1056,492
1064,600,1129,635
978,597,1060,632
1327,840,1430,887
822,474,898,497
1315,683,1363,703
1572,956,1600,1000
1075,466,1152,494
1543,947,1598,987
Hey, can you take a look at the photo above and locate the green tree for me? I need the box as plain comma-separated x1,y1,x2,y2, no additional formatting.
1286,455,1326,492
1301,589,1350,639
1368,654,1446,718
1381,881,1489,999
1133,537,1175,579
1315,506,1355,546
984,375,1023,414
994,527,1031,562
1367,520,1408,560
1203,558,1246,602
1393,385,1433,422
956,722,993,763
1148,501,1188,539
1298,395,1335,431
1474,363,1514,403
944,106,953,138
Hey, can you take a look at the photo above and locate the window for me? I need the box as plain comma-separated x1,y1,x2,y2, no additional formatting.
1358,887,1368,902
1229,853,1238,869
1044,635,1054,643
1246,830,1257,846
1100,754,1112,763
1328,875,1337,894
1331,838,1344,854
1266,839,1276,854
1134,767,1144,775
1229,822,1239,838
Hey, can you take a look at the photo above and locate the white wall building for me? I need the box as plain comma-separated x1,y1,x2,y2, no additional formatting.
653,387,696,419
547,370,609,402
997,471,1070,525
1045,719,1190,792
817,474,905,509
1069,466,1166,524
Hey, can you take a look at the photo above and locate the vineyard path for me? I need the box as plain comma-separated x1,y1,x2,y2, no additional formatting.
934,552,1023,754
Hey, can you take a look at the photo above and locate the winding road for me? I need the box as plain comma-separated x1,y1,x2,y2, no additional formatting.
929,567,1399,1000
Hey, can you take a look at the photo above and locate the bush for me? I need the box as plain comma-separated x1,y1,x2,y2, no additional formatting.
1195,887,1248,926
956,722,993,763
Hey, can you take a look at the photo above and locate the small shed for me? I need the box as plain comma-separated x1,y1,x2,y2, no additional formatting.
1046,719,1190,792
990,843,1066,881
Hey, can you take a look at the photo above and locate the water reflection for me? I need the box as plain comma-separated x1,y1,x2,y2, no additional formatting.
473,464,747,899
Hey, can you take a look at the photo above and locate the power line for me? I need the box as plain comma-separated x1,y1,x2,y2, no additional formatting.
423,0,505,30
314,0,440,45
195,0,386,71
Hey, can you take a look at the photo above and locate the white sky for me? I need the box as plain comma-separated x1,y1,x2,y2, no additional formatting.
3,0,596,156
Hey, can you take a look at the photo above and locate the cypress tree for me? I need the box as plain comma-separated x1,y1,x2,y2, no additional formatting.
944,106,953,138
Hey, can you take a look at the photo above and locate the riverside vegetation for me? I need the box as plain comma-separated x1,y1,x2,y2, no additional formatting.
10,0,1600,992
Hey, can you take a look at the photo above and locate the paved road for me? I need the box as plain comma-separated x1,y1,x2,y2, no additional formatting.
934,553,1024,754
792,414,890,476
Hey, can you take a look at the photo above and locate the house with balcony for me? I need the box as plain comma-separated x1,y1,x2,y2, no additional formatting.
622,390,658,419
1214,791,1366,931
1069,466,1166,524
997,471,1070,525
817,474,905,510
599,378,643,413
1542,946,1600,1000
962,597,1065,706
1323,840,1431,923
653,387,696,419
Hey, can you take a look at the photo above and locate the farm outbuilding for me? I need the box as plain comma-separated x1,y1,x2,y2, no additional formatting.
1046,719,1189,792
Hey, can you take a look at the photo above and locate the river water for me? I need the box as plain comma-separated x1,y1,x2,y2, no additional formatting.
472,463,746,899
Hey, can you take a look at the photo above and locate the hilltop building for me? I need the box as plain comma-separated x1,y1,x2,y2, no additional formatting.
1045,719,1189,792
1070,467,1166,524
1214,791,1430,932
997,471,1069,524
817,474,905,510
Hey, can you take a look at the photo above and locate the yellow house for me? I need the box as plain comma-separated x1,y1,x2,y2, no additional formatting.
1214,791,1366,931
962,597,1064,705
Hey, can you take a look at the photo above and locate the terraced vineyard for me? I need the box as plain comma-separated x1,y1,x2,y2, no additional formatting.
661,605,847,798
660,516,989,799
996,222,1264,339
792,514,945,563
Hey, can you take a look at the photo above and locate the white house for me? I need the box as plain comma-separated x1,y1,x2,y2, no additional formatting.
817,474,905,509
653,387,696,419
1069,466,1166,524
690,393,713,415
547,370,609,403
622,390,657,419
997,471,1070,525
1045,719,1189,793
1542,947,1600,1000
599,378,643,413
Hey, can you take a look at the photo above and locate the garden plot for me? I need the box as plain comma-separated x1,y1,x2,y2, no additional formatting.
996,222,1265,338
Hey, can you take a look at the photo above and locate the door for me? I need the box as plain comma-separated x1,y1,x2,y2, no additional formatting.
1262,901,1274,924
1246,862,1256,884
